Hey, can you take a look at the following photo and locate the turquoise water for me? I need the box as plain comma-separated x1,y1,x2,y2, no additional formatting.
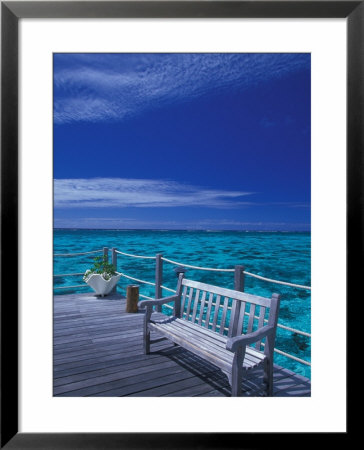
53,229,311,379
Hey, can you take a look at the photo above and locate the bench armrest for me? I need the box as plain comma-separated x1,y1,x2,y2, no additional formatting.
226,325,275,353
139,295,179,310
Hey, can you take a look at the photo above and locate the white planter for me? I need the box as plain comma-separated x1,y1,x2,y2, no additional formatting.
84,273,121,297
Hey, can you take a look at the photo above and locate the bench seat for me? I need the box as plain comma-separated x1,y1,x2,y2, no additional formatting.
150,314,266,373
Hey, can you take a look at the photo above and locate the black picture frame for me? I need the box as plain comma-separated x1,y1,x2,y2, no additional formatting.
1,1,357,448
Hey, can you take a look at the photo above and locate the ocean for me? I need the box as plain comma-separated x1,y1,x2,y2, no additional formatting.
53,229,311,378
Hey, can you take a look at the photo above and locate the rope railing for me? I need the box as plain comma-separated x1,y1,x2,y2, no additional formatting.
54,284,89,290
116,271,156,287
273,348,311,366
161,285,176,293
54,248,310,290
54,272,85,277
276,322,311,338
139,293,154,301
54,249,103,257
244,271,311,290
115,250,155,260
162,256,235,272
162,256,310,290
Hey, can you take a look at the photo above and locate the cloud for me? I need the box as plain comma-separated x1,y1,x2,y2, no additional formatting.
54,177,253,209
54,53,310,124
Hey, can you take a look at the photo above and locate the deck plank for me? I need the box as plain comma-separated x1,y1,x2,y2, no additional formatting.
53,293,311,397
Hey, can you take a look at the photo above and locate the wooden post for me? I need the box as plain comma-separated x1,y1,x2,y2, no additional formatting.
155,253,163,312
126,285,139,313
230,346,245,397
111,247,117,294
229,265,245,337
103,247,108,262
234,265,245,292
173,269,186,317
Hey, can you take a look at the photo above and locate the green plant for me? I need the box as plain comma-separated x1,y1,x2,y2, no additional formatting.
83,255,117,281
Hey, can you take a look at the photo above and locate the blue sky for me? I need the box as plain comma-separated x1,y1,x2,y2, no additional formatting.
53,53,310,230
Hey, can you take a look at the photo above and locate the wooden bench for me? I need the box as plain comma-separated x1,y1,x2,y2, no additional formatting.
139,274,281,396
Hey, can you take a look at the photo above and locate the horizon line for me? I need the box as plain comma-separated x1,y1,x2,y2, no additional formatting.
53,227,311,232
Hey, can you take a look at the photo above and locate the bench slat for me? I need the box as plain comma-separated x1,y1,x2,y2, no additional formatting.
168,318,228,347
204,292,214,329
167,318,266,365
150,323,233,370
151,315,266,363
150,320,265,370
182,278,271,308
197,291,207,326
185,287,194,319
256,306,266,350
228,299,238,338
212,295,221,332
191,289,200,323
180,285,188,317
150,323,262,371
152,323,233,365
247,303,256,334
219,297,229,335
237,301,246,334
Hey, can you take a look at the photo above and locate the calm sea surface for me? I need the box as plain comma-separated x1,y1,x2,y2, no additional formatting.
54,229,311,378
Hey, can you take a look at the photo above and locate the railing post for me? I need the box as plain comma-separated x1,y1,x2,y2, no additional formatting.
111,247,117,294
103,247,109,261
111,247,117,268
234,265,245,292
173,266,186,317
230,265,245,337
155,253,163,312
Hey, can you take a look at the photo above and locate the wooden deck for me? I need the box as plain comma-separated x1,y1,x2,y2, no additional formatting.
54,293,311,397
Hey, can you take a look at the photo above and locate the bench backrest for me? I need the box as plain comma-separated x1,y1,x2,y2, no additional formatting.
174,275,280,354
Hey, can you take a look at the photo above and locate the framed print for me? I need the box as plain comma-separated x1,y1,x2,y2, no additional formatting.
1,0,358,448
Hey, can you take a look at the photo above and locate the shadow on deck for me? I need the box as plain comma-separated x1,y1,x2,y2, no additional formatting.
53,293,311,397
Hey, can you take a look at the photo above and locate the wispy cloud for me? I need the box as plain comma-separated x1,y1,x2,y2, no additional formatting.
54,177,253,209
54,53,310,124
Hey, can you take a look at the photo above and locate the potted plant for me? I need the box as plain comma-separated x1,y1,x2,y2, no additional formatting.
83,255,121,297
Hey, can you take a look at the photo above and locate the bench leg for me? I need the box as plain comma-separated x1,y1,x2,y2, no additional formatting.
263,358,273,396
230,349,243,397
144,330,151,354
143,316,151,354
